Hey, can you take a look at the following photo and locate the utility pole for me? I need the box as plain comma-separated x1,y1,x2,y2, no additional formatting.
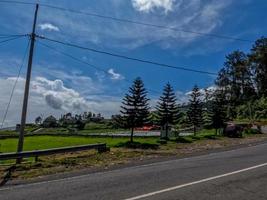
17,4,39,162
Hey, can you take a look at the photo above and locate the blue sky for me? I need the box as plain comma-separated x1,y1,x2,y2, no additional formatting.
0,0,266,126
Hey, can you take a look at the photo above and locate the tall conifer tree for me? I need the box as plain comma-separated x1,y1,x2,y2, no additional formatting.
156,83,179,139
187,85,203,135
120,77,150,142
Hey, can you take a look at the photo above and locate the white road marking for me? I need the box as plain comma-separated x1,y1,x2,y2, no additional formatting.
124,162,267,200
0,143,266,192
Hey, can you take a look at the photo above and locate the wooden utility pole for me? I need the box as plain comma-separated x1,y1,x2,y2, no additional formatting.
17,4,39,161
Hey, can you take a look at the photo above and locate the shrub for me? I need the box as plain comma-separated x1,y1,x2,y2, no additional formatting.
223,124,243,138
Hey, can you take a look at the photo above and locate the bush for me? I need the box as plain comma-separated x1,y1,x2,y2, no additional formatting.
223,124,243,138
243,128,261,135
75,120,86,130
84,122,111,130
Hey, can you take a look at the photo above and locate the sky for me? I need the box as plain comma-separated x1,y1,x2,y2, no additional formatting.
0,0,266,127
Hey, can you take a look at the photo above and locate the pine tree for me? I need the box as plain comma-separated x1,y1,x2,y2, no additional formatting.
156,83,179,139
120,77,150,143
187,85,203,136
202,88,213,128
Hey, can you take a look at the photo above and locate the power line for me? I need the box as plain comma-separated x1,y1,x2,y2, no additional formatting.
38,36,218,76
0,35,27,45
0,0,254,43
0,34,28,37
1,38,30,129
0,0,34,6
37,41,161,95
39,4,253,43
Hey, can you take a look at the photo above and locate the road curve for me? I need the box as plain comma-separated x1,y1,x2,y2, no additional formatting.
1,142,267,200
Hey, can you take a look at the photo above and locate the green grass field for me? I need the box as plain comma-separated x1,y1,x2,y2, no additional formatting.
0,136,159,153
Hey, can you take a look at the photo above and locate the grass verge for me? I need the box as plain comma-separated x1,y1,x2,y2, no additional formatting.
1,132,267,180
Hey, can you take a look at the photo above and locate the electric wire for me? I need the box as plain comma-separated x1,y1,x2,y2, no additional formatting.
0,38,30,129
39,3,254,43
0,0,254,43
0,35,27,46
37,40,161,95
38,36,218,76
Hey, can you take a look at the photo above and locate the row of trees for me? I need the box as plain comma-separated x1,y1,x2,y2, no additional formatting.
118,77,227,142
118,37,267,142
216,37,267,120
35,111,105,129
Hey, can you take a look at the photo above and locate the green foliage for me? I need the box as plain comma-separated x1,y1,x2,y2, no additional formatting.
120,77,150,142
237,97,267,120
202,88,213,128
148,111,158,125
213,37,267,122
243,128,261,135
75,119,86,130
156,83,179,139
254,97,267,119
84,122,111,130
211,89,228,133
110,115,125,129
0,136,159,153
249,37,267,97
216,51,255,104
187,85,203,135
43,115,58,128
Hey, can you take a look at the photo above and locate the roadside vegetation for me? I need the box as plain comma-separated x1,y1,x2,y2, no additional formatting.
1,36,267,180
1,132,267,180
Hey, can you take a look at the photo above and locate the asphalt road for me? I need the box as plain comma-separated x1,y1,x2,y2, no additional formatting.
1,143,267,200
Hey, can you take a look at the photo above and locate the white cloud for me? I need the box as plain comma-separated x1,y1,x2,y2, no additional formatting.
32,77,90,111
132,0,175,13
31,0,234,51
0,76,122,127
32,65,105,96
176,90,189,104
108,68,125,80
38,23,60,32
185,85,217,96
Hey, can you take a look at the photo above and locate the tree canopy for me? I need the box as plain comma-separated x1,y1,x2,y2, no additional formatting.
120,77,150,142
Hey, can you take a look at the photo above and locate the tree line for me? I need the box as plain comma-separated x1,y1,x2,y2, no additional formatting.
117,37,267,142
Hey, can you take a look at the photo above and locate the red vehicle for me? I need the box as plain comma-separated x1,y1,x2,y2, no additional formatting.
134,125,160,131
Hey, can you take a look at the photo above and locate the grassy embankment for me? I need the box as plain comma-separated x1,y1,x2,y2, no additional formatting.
0,128,253,153
1,129,267,179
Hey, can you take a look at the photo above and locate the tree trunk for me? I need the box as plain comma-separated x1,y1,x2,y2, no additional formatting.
130,127,134,143
194,125,196,136
166,122,169,140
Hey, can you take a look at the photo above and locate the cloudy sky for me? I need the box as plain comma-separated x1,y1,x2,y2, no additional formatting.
0,0,266,127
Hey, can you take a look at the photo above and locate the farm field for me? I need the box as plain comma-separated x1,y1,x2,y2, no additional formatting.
0,135,159,153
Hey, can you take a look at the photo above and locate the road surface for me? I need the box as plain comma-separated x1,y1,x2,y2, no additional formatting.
1,142,267,200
